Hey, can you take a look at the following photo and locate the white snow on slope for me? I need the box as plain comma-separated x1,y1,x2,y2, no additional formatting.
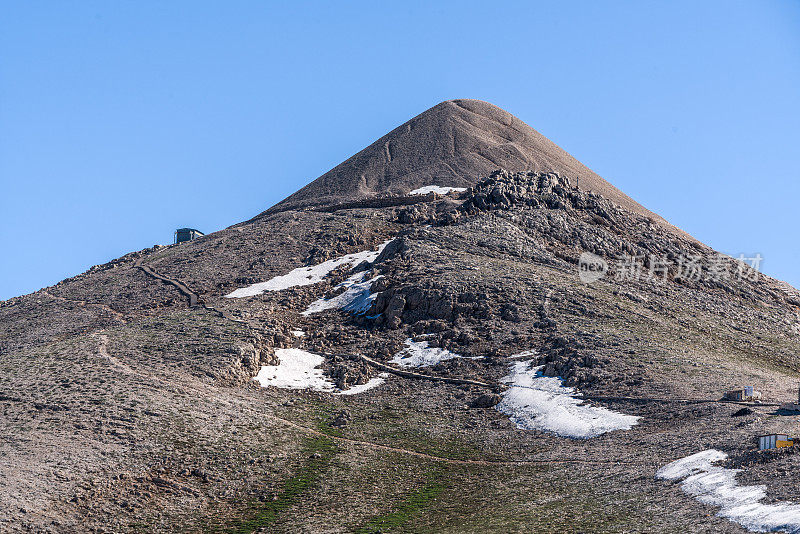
657,450,800,533
291,329,305,337
225,241,389,298
390,339,478,368
254,349,386,396
253,348,335,392
338,373,390,396
510,350,537,359
302,272,382,316
495,360,639,439
409,185,467,196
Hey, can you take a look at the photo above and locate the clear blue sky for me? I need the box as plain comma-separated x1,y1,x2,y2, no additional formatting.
2,1,799,300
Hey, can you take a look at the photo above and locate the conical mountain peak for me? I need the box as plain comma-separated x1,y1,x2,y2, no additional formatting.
261,99,670,230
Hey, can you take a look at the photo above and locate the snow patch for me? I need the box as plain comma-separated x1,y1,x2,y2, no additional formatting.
302,272,382,316
495,360,639,439
254,350,387,396
291,329,305,337
338,373,389,396
657,449,800,533
253,348,335,392
510,350,537,359
409,185,467,196
390,339,478,368
225,241,389,298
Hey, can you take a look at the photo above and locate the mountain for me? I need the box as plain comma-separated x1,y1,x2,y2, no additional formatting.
2,101,800,533
262,99,672,227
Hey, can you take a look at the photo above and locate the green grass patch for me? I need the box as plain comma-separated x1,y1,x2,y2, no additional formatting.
354,467,448,534
217,435,338,534
310,401,345,438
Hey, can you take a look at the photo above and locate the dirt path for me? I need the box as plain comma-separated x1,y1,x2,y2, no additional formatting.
91,333,136,375
41,290,127,323
262,410,653,468
579,394,781,407
345,352,774,406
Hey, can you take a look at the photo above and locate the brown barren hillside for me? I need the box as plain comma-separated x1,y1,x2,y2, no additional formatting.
2,101,800,533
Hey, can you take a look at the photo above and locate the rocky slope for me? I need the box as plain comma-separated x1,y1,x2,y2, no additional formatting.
2,101,800,533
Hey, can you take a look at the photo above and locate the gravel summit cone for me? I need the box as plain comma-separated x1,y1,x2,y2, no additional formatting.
3,100,800,533
261,99,674,229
